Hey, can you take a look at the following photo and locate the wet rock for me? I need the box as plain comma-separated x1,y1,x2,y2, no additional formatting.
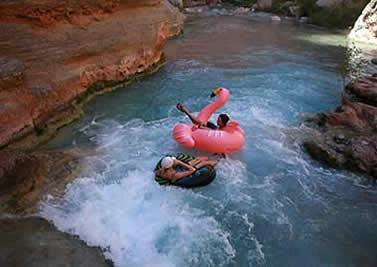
349,136,377,176
304,134,346,168
346,76,377,106
349,0,377,45
0,56,24,90
0,217,112,267
324,96,377,131
0,151,80,214
304,129,377,178
305,77,377,180
334,134,347,144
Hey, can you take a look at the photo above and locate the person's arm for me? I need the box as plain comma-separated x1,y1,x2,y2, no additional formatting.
188,157,208,167
174,159,196,170
172,169,196,180
171,159,196,180
177,104,205,126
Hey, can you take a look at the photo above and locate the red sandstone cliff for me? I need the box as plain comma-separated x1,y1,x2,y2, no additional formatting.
0,0,184,149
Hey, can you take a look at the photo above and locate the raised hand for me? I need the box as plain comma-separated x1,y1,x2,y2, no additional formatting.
176,103,185,112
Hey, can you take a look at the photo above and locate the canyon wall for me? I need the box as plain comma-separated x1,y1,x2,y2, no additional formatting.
0,0,184,149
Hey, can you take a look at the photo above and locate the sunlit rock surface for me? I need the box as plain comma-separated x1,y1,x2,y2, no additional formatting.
349,0,377,45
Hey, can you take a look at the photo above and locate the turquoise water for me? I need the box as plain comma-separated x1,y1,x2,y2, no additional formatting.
41,14,377,267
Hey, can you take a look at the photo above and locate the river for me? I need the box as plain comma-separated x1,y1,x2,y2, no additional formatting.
40,12,377,267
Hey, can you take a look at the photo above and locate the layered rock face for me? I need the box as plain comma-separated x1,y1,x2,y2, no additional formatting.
0,0,184,149
349,0,377,45
304,76,377,180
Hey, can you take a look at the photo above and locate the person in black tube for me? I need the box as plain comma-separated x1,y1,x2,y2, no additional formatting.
154,156,217,180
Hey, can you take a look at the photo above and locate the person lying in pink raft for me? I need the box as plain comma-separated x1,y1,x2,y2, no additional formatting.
173,88,245,154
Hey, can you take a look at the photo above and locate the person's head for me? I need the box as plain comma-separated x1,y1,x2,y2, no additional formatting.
217,114,229,128
161,156,175,171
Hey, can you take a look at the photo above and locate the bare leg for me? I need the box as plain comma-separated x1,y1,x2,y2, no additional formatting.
177,103,203,126
188,157,209,167
195,160,218,169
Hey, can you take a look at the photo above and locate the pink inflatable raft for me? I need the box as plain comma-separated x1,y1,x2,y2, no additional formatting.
172,88,245,154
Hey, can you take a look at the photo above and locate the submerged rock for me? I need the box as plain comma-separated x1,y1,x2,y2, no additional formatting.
0,217,112,267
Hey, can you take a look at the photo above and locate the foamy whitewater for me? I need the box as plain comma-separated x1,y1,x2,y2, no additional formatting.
40,14,377,267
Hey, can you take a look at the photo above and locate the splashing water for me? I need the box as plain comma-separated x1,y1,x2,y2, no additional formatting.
41,15,377,267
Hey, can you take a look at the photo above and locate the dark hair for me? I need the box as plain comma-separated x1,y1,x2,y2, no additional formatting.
219,114,230,125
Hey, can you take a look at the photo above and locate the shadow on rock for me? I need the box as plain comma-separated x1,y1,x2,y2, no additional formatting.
303,75,377,183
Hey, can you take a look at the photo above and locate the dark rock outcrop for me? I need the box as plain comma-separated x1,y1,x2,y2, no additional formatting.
304,128,377,178
0,217,113,267
0,151,80,214
304,76,377,180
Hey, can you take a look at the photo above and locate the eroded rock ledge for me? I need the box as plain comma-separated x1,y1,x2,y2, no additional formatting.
304,76,377,181
0,0,184,150
0,217,113,267
0,150,81,214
